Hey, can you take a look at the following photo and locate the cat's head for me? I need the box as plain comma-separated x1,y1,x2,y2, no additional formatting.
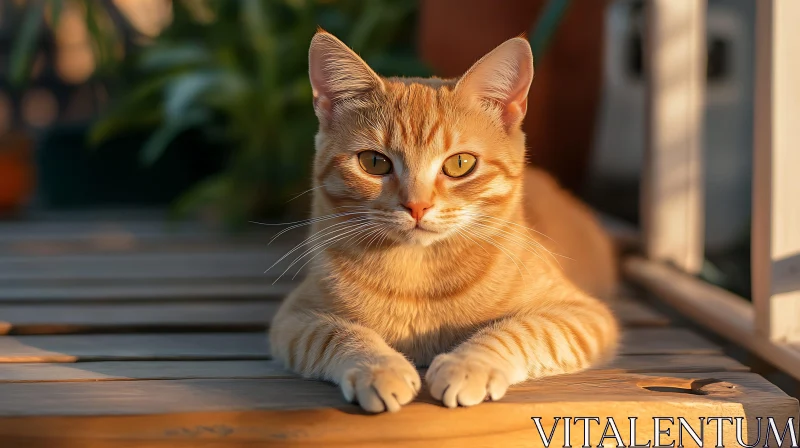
309,31,533,247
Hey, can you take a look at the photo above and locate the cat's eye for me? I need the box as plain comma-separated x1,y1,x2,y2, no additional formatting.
358,151,393,175
442,153,477,178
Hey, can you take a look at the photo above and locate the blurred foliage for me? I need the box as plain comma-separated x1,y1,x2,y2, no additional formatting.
89,0,429,227
6,0,132,86
7,0,428,227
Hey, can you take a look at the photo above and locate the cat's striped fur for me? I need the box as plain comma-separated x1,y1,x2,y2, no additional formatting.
269,31,620,413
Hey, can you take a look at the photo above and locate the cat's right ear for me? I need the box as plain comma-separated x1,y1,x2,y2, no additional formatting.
455,37,534,131
309,31,383,125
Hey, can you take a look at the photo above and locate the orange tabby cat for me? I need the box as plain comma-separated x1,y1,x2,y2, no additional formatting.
269,31,619,413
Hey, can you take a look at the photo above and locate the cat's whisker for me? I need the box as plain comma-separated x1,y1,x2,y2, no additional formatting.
467,221,559,269
455,228,492,258
267,218,367,268
484,224,567,271
335,205,372,211
466,225,530,284
291,224,379,281
363,224,388,252
378,228,391,248
281,223,379,283
345,225,385,259
351,229,376,249
292,218,372,253
268,211,372,244
250,210,354,227
265,218,371,274
291,226,374,281
465,213,573,264
269,213,368,244
494,222,572,264
374,226,392,249
279,222,378,276
285,184,330,203
470,213,565,250
467,213,550,240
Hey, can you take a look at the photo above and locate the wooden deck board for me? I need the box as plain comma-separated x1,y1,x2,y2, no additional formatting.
0,251,289,282
0,302,281,334
612,298,670,326
0,372,794,447
0,217,280,245
0,297,666,334
0,371,780,415
0,333,270,363
0,215,795,447
0,328,718,363
0,283,294,302
0,355,748,383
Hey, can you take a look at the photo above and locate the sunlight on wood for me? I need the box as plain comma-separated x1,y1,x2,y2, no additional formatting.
752,0,800,344
625,256,800,381
641,0,705,274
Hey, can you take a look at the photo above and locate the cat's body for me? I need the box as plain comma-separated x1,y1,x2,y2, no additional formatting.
270,32,620,413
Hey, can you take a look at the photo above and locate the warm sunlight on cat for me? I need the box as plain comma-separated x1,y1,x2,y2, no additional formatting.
269,30,620,413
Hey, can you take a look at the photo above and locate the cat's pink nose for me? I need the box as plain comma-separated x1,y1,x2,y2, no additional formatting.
402,201,433,222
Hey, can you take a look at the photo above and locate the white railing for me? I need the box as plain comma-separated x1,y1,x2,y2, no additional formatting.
624,0,800,379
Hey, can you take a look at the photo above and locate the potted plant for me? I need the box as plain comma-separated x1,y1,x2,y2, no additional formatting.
0,131,34,215
90,0,428,228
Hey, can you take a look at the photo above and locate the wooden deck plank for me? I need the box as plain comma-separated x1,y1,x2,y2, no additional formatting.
0,251,290,282
601,353,747,373
612,297,669,326
0,372,794,447
0,328,718,363
625,256,800,382
0,283,294,302
0,354,748,383
0,220,211,243
0,218,273,244
619,328,719,354
0,297,666,334
0,302,281,335
0,371,773,414
0,360,293,382
0,334,270,363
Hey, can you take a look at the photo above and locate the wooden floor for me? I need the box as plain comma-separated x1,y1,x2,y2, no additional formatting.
0,214,797,447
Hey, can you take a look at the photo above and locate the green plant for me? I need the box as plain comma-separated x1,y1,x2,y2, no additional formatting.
7,0,132,86
90,0,428,228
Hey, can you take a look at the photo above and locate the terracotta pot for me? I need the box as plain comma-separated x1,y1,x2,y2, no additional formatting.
0,132,35,213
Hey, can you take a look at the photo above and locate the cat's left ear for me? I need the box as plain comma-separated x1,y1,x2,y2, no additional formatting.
309,30,384,125
455,37,534,130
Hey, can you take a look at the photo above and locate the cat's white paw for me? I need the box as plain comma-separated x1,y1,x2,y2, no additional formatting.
426,353,510,408
340,355,421,413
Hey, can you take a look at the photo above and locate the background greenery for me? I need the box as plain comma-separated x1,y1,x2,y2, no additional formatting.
11,0,430,228
98,0,429,227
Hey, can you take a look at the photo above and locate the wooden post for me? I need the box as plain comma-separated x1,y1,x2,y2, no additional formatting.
752,0,800,343
641,0,706,274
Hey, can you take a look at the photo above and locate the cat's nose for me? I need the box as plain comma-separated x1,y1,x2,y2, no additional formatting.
402,201,433,222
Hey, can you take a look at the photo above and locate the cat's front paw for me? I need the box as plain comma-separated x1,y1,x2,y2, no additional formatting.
340,355,421,413
426,353,510,408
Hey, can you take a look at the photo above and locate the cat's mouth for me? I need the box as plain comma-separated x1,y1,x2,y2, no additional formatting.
401,222,445,246
383,217,447,246
413,223,437,233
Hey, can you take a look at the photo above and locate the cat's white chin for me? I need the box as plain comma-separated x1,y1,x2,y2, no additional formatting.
382,222,448,246
406,227,444,246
